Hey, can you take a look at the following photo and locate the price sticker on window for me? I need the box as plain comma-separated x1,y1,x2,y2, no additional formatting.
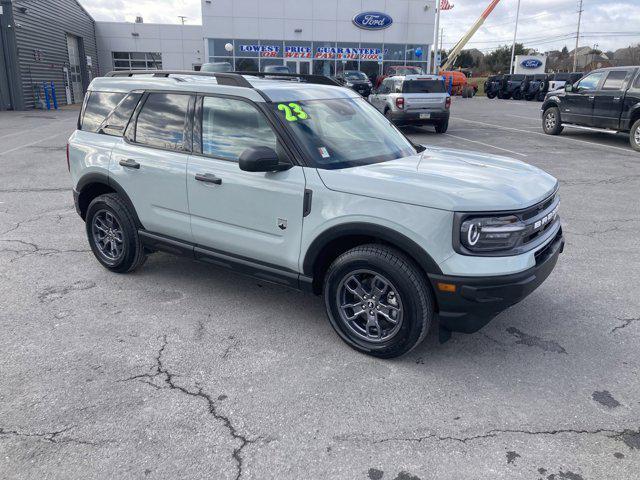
278,102,309,122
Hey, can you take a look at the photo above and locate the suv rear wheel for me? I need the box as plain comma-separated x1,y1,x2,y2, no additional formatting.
543,106,564,135
323,244,434,358
86,193,146,273
630,119,640,152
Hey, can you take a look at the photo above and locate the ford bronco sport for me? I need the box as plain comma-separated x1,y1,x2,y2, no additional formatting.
69,70,564,358
368,75,451,132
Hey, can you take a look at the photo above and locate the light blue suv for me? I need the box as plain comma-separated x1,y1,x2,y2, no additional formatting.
68,70,564,358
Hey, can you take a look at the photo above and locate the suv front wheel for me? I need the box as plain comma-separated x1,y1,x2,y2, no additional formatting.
86,193,147,273
323,245,434,358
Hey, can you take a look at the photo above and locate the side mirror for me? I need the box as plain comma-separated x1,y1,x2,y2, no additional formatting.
239,146,291,172
565,83,573,93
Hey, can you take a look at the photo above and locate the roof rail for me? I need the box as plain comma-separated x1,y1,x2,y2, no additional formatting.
103,70,340,88
104,70,253,88
232,71,340,86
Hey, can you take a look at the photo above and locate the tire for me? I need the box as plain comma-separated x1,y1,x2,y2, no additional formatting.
384,108,394,123
85,193,147,273
542,106,564,135
486,91,496,99
434,119,449,134
323,244,434,358
537,91,546,102
631,119,640,152
512,90,522,100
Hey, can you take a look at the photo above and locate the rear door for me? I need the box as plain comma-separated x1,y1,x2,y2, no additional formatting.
370,78,392,112
110,91,194,242
402,78,447,114
592,69,633,130
562,71,605,126
187,95,306,273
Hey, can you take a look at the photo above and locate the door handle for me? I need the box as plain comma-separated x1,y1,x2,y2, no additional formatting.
195,173,222,185
613,97,621,102
588,95,595,101
119,158,140,169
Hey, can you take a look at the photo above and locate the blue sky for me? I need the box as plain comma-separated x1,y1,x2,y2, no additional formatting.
79,0,640,53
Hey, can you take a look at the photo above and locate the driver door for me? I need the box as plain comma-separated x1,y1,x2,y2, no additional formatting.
562,71,605,126
187,95,306,273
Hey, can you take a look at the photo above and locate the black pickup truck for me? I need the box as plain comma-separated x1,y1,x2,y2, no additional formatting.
541,66,640,151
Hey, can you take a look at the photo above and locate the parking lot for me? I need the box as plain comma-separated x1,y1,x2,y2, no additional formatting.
1,97,639,480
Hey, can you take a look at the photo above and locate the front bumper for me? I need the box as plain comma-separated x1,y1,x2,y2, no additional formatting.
390,110,450,125
428,229,564,334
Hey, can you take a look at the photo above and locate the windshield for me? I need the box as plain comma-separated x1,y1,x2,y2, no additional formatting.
391,67,424,76
265,66,290,73
343,71,367,81
271,97,416,169
402,79,445,94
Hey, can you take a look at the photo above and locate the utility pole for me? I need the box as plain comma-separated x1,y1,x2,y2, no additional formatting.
573,0,583,72
178,15,187,25
433,1,441,74
509,0,522,74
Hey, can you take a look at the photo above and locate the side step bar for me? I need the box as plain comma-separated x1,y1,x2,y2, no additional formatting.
561,124,620,135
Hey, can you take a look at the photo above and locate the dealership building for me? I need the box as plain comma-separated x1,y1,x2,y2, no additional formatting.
202,0,436,79
1,0,437,110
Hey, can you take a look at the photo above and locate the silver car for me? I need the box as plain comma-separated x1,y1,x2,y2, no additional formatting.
369,74,451,132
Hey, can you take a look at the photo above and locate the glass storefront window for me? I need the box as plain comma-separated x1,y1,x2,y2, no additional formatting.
284,41,312,60
359,43,383,83
313,60,335,76
235,58,259,72
385,44,405,61
406,44,428,62
210,39,235,57
235,39,262,57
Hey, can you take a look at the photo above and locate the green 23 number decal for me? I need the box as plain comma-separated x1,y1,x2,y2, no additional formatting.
278,103,309,122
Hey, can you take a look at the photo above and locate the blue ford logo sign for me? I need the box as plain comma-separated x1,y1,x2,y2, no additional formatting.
521,58,543,69
352,12,393,30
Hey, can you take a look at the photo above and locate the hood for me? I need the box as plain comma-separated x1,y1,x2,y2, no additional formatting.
316,146,558,212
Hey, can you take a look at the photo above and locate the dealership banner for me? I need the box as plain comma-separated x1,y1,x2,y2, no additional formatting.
314,47,384,60
285,46,312,58
239,44,280,57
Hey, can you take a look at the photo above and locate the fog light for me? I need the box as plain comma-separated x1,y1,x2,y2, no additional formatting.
437,282,456,293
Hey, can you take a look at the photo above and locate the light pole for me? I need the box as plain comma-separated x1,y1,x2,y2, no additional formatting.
509,0,521,74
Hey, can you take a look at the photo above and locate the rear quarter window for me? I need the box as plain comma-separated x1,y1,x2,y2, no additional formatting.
81,92,126,132
100,93,142,136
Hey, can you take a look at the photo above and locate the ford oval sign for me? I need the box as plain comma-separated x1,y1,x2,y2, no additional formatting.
521,58,543,69
352,12,393,30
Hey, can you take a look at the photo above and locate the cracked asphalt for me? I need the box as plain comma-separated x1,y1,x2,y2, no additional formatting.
1,98,639,480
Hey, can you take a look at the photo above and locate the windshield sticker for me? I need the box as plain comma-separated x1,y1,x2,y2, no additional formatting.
318,147,330,158
278,103,309,122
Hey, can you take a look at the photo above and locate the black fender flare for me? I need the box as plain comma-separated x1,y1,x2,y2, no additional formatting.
626,104,640,130
302,222,444,278
76,172,143,228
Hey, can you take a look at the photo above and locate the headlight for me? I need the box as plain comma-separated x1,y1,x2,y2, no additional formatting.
346,82,354,87
460,215,526,252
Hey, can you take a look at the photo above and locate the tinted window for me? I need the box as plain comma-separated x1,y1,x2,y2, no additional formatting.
201,97,276,161
135,93,190,151
100,93,142,136
380,79,394,94
403,80,445,94
575,72,604,91
82,92,125,132
602,70,629,90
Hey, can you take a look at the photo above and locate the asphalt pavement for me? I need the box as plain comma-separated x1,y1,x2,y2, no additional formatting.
1,97,639,480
